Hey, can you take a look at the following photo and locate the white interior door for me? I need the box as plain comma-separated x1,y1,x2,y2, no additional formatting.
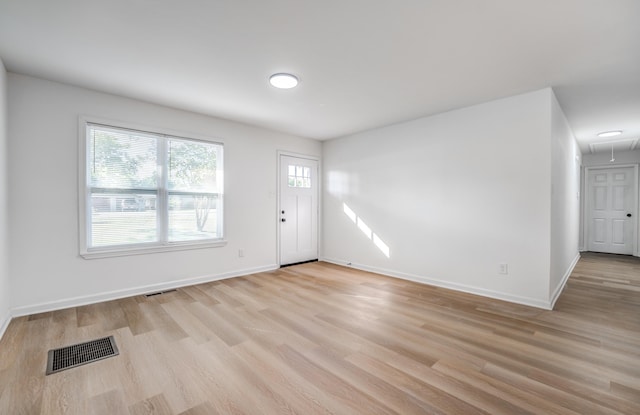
587,167,637,255
279,155,318,265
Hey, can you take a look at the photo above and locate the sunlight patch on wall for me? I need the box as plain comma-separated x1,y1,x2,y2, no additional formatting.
343,203,390,258
372,234,390,258
343,203,357,223
327,171,349,196
357,217,372,239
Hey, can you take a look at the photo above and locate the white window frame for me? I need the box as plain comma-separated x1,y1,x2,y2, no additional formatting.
79,116,226,259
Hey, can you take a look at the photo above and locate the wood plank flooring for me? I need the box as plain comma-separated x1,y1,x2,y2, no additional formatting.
0,252,639,414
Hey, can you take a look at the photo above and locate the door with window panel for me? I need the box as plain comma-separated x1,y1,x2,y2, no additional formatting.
279,155,318,265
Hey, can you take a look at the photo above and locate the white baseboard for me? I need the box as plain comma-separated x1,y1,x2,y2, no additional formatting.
321,257,553,309
1,254,583,339
10,264,279,318
549,253,580,309
0,308,11,342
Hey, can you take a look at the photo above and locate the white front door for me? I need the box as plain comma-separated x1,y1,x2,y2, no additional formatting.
587,167,637,255
279,155,318,265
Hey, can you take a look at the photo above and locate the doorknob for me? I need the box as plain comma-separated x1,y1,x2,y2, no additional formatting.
627,213,632,217
281,218,286,222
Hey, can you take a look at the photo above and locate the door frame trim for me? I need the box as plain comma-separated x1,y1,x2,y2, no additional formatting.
276,151,321,266
582,164,639,256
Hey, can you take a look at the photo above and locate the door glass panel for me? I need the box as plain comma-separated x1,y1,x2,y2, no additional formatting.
288,164,312,188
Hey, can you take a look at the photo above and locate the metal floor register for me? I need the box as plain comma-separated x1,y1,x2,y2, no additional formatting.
46,336,119,375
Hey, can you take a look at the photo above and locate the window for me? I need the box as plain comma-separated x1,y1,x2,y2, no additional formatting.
288,165,311,188
80,121,224,258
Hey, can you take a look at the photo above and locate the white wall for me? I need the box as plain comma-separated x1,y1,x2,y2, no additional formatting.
8,73,321,314
323,89,555,308
549,91,581,304
0,59,10,336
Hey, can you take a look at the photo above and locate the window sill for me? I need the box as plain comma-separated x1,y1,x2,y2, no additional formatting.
81,240,228,259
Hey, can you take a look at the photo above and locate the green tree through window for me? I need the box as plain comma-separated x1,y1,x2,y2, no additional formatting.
169,140,217,232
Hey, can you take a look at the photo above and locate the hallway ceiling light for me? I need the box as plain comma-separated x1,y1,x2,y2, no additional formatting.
269,73,299,89
597,130,622,138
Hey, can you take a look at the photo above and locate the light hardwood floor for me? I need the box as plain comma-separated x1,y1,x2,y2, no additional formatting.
0,253,639,414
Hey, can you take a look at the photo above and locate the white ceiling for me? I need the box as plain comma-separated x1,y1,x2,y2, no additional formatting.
1,1,639,153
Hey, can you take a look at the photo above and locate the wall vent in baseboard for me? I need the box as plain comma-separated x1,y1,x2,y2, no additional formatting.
145,289,177,297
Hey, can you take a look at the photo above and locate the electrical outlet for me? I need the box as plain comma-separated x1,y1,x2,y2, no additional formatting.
499,263,508,275
239,249,244,258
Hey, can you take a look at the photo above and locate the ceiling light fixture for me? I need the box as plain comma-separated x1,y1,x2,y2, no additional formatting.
269,73,298,89
597,130,622,138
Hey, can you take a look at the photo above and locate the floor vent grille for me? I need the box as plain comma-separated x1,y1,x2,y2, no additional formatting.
145,289,177,297
46,336,119,375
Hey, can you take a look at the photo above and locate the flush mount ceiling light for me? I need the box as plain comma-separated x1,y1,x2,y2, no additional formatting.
269,73,298,89
597,130,622,138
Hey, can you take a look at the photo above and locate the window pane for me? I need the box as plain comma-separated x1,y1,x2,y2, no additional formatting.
168,194,219,241
304,167,310,178
90,193,157,246
89,127,157,189
288,165,295,176
84,122,224,255
169,140,217,192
